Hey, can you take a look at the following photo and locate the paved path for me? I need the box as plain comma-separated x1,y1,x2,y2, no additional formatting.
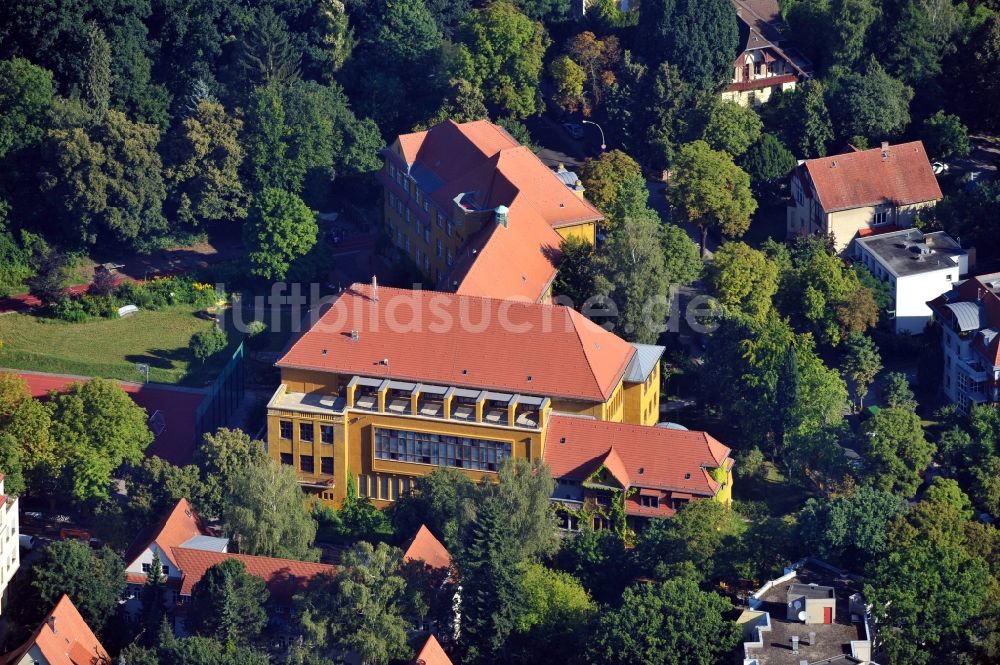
11,369,207,466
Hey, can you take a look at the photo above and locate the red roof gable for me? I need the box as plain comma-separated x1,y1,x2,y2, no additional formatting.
123,498,208,567
403,525,452,571
544,416,732,496
2,595,109,665
276,284,636,402
390,120,603,301
169,548,335,603
413,634,453,665
803,141,942,213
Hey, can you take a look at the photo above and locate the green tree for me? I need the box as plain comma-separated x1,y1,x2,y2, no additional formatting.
492,457,558,562
634,501,745,581
861,406,935,497
165,101,248,227
957,14,1000,132
670,140,757,255
194,428,270,519
637,0,738,92
42,110,167,248
222,457,319,560
577,149,647,231
797,485,907,562
189,327,227,363
186,558,269,645
244,188,318,280
587,577,741,665
842,332,882,410
548,54,586,113
510,562,595,664
971,456,1000,516
124,456,204,526
140,553,166,647
328,542,410,665
829,0,879,67
865,501,990,664
457,2,549,118
927,181,1000,257
47,378,154,504
554,528,632,604
876,0,962,86
924,477,974,520
831,58,913,143
881,371,917,410
593,210,671,344
245,85,291,192
24,246,70,306
760,80,834,158
919,110,970,161
82,23,112,114
122,624,270,665
709,242,778,321
31,540,125,631
390,467,478,554
0,371,53,496
458,499,521,663
660,222,702,286
552,236,597,308
238,6,301,89
565,32,621,111
703,101,763,157
0,58,54,158
740,133,796,197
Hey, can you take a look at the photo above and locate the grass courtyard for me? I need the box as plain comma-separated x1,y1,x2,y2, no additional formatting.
0,305,233,385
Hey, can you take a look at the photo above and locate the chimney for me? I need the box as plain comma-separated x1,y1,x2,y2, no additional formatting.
881,141,889,151
791,635,800,654
47,616,56,634
494,205,509,228
808,631,816,646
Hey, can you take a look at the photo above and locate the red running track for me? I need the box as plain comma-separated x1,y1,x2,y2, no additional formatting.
16,370,206,466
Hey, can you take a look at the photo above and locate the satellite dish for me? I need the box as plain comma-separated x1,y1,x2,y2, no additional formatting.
798,611,807,622
793,600,802,609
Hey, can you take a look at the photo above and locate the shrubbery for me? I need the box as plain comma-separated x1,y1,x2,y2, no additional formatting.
48,276,221,322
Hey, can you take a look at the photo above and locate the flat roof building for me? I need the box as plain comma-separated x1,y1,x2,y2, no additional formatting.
855,228,967,334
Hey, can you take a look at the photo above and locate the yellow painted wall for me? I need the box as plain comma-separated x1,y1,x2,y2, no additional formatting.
623,363,661,426
555,221,597,245
827,200,935,252
268,397,545,509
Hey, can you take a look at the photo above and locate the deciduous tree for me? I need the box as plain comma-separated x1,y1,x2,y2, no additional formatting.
842,332,882,410
31,540,125,631
670,140,756,254
703,101,763,157
0,58,55,158
709,242,778,321
548,55,586,114
577,149,647,231
919,110,970,161
244,188,318,280
861,406,935,497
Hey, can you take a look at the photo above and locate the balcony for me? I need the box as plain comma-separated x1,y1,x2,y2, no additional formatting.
268,377,549,431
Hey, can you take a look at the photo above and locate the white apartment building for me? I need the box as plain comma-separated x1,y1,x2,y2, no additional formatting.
0,474,20,616
855,229,967,335
928,272,1000,411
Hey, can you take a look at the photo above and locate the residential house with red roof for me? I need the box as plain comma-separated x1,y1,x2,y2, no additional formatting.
411,634,453,665
122,500,335,638
787,141,943,253
403,525,452,573
2,595,109,665
927,272,1000,411
379,119,604,302
402,526,458,640
724,0,813,106
266,283,666,507
544,416,733,531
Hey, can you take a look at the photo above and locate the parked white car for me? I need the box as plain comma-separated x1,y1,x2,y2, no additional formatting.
932,161,949,175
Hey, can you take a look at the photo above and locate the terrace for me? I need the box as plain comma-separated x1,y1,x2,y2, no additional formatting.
267,377,549,431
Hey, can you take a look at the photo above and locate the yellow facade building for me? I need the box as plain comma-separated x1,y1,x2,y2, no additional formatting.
378,119,604,303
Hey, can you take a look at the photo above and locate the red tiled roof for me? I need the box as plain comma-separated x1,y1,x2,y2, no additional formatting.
169,548,335,603
403,525,452,571
277,284,636,402
2,595,109,665
544,416,732,496
803,141,942,213
930,273,1000,367
391,120,603,301
123,498,207,567
413,634,453,665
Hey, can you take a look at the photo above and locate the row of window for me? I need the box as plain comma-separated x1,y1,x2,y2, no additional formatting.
358,473,414,502
278,421,334,444
280,453,334,475
374,427,511,472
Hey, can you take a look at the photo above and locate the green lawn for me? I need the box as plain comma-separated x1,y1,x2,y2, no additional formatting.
0,306,231,385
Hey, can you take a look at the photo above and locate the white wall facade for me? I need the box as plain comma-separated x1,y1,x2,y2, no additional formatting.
0,477,19,617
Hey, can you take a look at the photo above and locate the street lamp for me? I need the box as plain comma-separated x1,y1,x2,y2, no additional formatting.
581,120,606,151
